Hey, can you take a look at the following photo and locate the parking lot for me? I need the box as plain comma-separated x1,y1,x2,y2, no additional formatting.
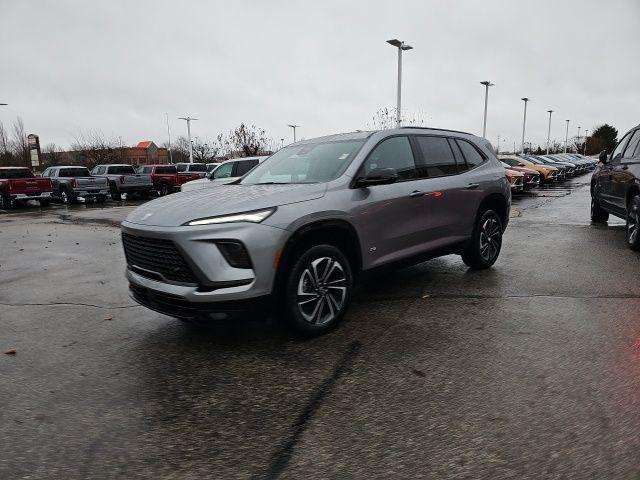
2,179,640,479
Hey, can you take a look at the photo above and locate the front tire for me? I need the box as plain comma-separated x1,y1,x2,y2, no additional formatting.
38,199,50,208
159,182,169,196
110,184,122,201
591,197,609,223
461,209,503,269
626,195,640,251
1,193,13,210
283,244,353,336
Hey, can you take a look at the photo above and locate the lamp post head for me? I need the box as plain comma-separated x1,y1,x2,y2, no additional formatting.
480,81,494,87
288,124,300,129
521,97,529,102
547,110,554,114
0,103,7,106
387,39,413,50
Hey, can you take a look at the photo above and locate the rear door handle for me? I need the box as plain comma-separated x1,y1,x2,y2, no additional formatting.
409,190,425,198
466,183,479,190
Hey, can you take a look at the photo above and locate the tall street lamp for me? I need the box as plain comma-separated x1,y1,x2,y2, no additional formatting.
178,116,197,163
564,119,570,153
480,81,494,138
288,124,300,143
546,110,554,154
584,129,589,155
165,113,173,164
521,97,529,153
387,39,413,127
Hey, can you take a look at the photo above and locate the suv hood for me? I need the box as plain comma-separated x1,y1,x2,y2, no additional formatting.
124,183,327,227
181,177,235,191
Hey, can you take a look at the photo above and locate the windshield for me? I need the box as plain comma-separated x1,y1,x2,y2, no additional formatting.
0,168,34,179
241,140,365,185
107,166,135,175
60,168,91,177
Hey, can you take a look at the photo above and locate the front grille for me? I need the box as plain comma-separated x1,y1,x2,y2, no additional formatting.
122,233,197,284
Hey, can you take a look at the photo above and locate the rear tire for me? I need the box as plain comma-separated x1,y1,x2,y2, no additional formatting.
139,191,150,200
61,187,77,205
38,199,50,208
159,182,169,196
591,197,609,223
282,244,353,336
110,184,121,201
1,193,13,210
626,195,640,251
461,209,503,269
96,194,107,203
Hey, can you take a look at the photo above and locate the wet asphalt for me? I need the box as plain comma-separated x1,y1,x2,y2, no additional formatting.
1,180,640,479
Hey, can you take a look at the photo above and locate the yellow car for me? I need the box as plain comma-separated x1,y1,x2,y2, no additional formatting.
500,156,558,184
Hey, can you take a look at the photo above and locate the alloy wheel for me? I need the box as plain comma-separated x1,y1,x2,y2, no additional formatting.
479,216,501,262
628,199,639,245
296,257,347,325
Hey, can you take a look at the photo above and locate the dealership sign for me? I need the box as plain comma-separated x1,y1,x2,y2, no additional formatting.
27,134,40,167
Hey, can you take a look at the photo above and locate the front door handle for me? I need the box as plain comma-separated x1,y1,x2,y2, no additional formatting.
466,183,479,190
409,190,425,198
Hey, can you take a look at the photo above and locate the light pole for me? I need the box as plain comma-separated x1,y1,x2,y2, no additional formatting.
387,39,413,127
178,116,197,163
577,126,581,152
496,134,501,154
288,124,300,143
480,81,494,138
521,97,529,153
546,110,554,154
564,119,570,153
584,129,589,155
165,113,173,164
280,138,284,149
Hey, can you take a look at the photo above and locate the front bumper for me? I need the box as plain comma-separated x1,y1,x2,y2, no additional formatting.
121,220,289,310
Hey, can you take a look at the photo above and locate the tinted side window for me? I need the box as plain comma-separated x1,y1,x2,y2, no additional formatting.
213,162,234,179
448,139,466,171
361,136,417,181
457,139,484,169
157,166,177,174
235,159,259,176
416,136,457,177
176,164,187,172
623,130,640,159
611,132,632,162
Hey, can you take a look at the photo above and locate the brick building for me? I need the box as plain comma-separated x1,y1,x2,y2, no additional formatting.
123,141,169,167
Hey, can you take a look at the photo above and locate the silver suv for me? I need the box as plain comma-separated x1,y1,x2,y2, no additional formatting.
121,128,510,335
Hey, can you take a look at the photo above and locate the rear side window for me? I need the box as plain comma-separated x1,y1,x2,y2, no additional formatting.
361,136,417,181
60,168,91,177
107,166,135,175
189,164,207,172
156,166,177,174
623,130,640,159
415,136,457,177
176,164,187,172
234,159,259,176
213,162,234,179
0,168,34,179
457,140,484,169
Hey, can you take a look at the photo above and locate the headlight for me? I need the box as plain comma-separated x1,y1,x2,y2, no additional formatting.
185,208,276,226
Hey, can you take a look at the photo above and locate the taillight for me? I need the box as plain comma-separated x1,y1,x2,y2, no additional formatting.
70,178,77,188
120,175,125,184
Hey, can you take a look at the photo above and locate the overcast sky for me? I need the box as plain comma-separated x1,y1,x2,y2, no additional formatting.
1,0,639,151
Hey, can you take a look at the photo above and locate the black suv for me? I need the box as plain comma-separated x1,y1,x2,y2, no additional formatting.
591,124,640,250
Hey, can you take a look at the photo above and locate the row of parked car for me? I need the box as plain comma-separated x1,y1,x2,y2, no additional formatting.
498,153,597,193
0,157,268,208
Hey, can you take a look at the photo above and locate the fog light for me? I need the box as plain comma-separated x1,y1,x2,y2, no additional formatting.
216,241,252,269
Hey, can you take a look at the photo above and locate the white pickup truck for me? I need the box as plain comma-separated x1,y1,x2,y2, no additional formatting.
42,166,110,204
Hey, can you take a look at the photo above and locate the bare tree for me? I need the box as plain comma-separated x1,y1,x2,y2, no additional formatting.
192,138,220,163
223,123,268,157
11,117,29,167
70,131,120,168
42,143,63,167
368,107,427,130
0,120,12,166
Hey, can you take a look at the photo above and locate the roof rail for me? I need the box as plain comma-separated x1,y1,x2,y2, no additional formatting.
399,126,474,136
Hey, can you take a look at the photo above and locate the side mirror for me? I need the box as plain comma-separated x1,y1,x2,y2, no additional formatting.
599,150,608,164
355,168,398,187
518,163,526,167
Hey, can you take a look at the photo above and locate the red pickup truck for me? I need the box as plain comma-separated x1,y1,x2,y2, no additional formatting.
0,167,53,209
137,165,201,196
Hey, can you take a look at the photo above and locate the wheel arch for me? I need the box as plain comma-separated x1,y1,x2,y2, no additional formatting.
477,193,509,229
273,219,362,296
626,183,640,208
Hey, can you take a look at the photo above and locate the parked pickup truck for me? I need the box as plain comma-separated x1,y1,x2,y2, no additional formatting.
42,165,109,204
0,167,53,209
90,164,153,200
137,164,201,196
175,163,208,178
